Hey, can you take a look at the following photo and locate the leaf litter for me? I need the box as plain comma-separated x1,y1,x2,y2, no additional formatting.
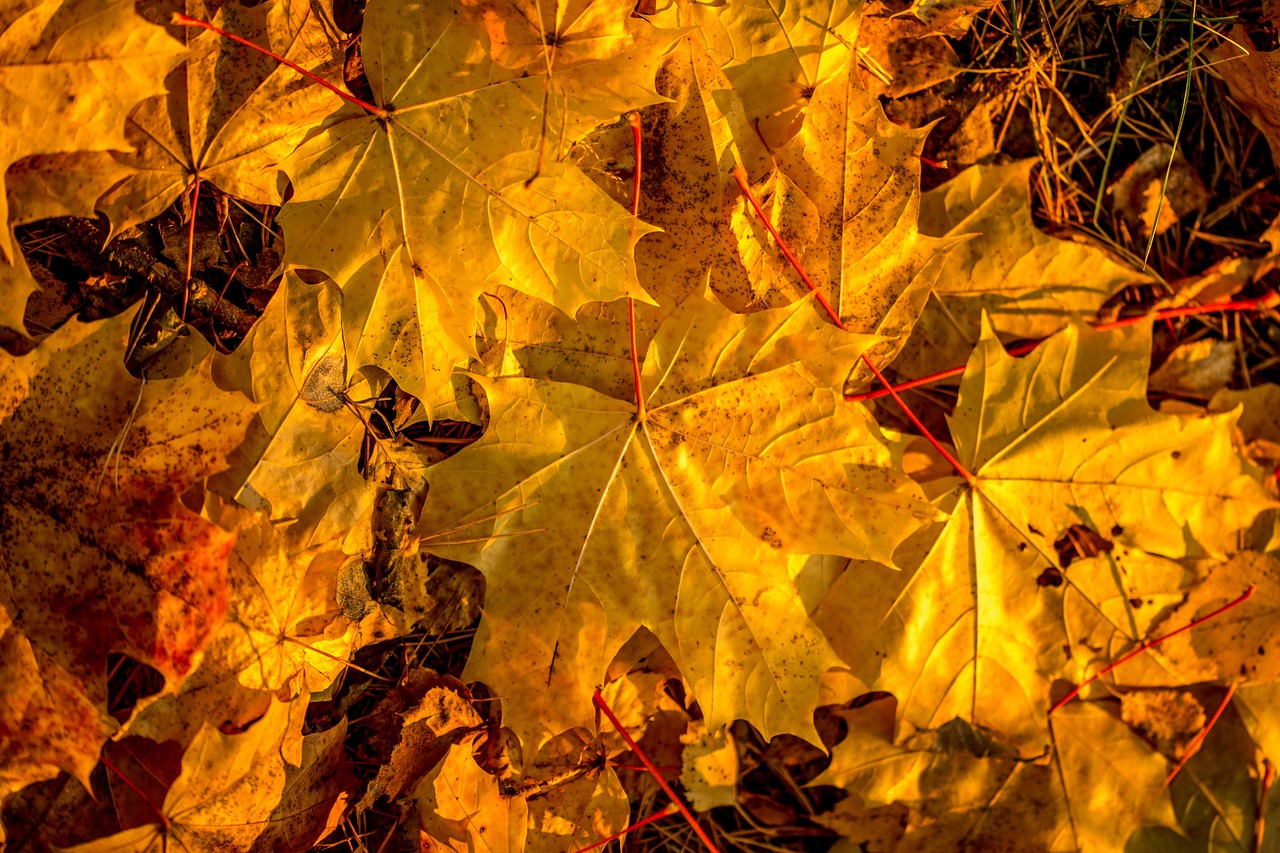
1,0,1280,850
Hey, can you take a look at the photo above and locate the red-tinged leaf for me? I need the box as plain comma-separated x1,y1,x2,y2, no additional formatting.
0,309,256,790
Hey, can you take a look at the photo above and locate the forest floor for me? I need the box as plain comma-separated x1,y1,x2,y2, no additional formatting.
6,0,1280,850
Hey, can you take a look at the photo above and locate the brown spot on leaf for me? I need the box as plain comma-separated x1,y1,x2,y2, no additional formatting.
1054,524,1114,568
1036,567,1063,587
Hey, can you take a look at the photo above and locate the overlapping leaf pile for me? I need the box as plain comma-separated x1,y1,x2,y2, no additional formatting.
2,0,1279,850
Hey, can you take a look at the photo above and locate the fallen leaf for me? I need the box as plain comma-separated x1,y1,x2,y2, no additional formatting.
873,318,1273,752
1110,144,1208,238
893,158,1151,379
212,276,430,552
732,50,948,382
0,309,255,790
680,720,737,811
810,696,1176,851
0,0,185,330
94,0,343,236
1211,383,1280,445
1125,551,1280,687
1211,26,1280,168
660,0,861,147
418,739,528,852
1149,338,1236,399
219,508,358,694
248,718,356,853
857,1,963,99
277,0,670,404
60,695,306,853
421,291,935,752
357,674,482,810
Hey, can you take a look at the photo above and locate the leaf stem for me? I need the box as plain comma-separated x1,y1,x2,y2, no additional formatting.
1164,681,1237,786
171,12,386,118
858,353,976,485
1256,759,1274,853
570,803,679,853
845,290,1280,403
1050,585,1255,714
593,689,721,853
732,163,974,482
731,165,847,331
101,754,169,830
628,112,643,218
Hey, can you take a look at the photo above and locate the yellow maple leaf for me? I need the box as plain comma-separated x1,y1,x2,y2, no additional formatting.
872,318,1273,752
0,0,185,331
93,0,344,236
60,695,309,853
810,696,1177,851
275,0,673,403
421,290,934,752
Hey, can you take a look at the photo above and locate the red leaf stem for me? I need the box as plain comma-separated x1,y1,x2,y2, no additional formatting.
171,12,386,118
731,163,974,482
1049,585,1256,714
859,353,976,485
570,803,679,853
627,112,643,218
846,290,1280,403
1164,681,1238,786
730,165,847,331
593,689,721,853
101,754,169,830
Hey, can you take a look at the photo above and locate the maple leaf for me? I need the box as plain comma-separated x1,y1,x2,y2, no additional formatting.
478,36,771,400
420,290,935,752
481,21,943,397
0,0,185,331
892,158,1152,379
274,0,672,403
810,695,1177,851
115,500,398,752
217,507,360,694
91,0,344,236
212,276,434,552
659,0,862,147
869,318,1273,753
211,276,368,547
522,731,630,852
417,700,640,852
729,46,947,380
0,309,255,792
61,695,306,853
418,739,529,852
